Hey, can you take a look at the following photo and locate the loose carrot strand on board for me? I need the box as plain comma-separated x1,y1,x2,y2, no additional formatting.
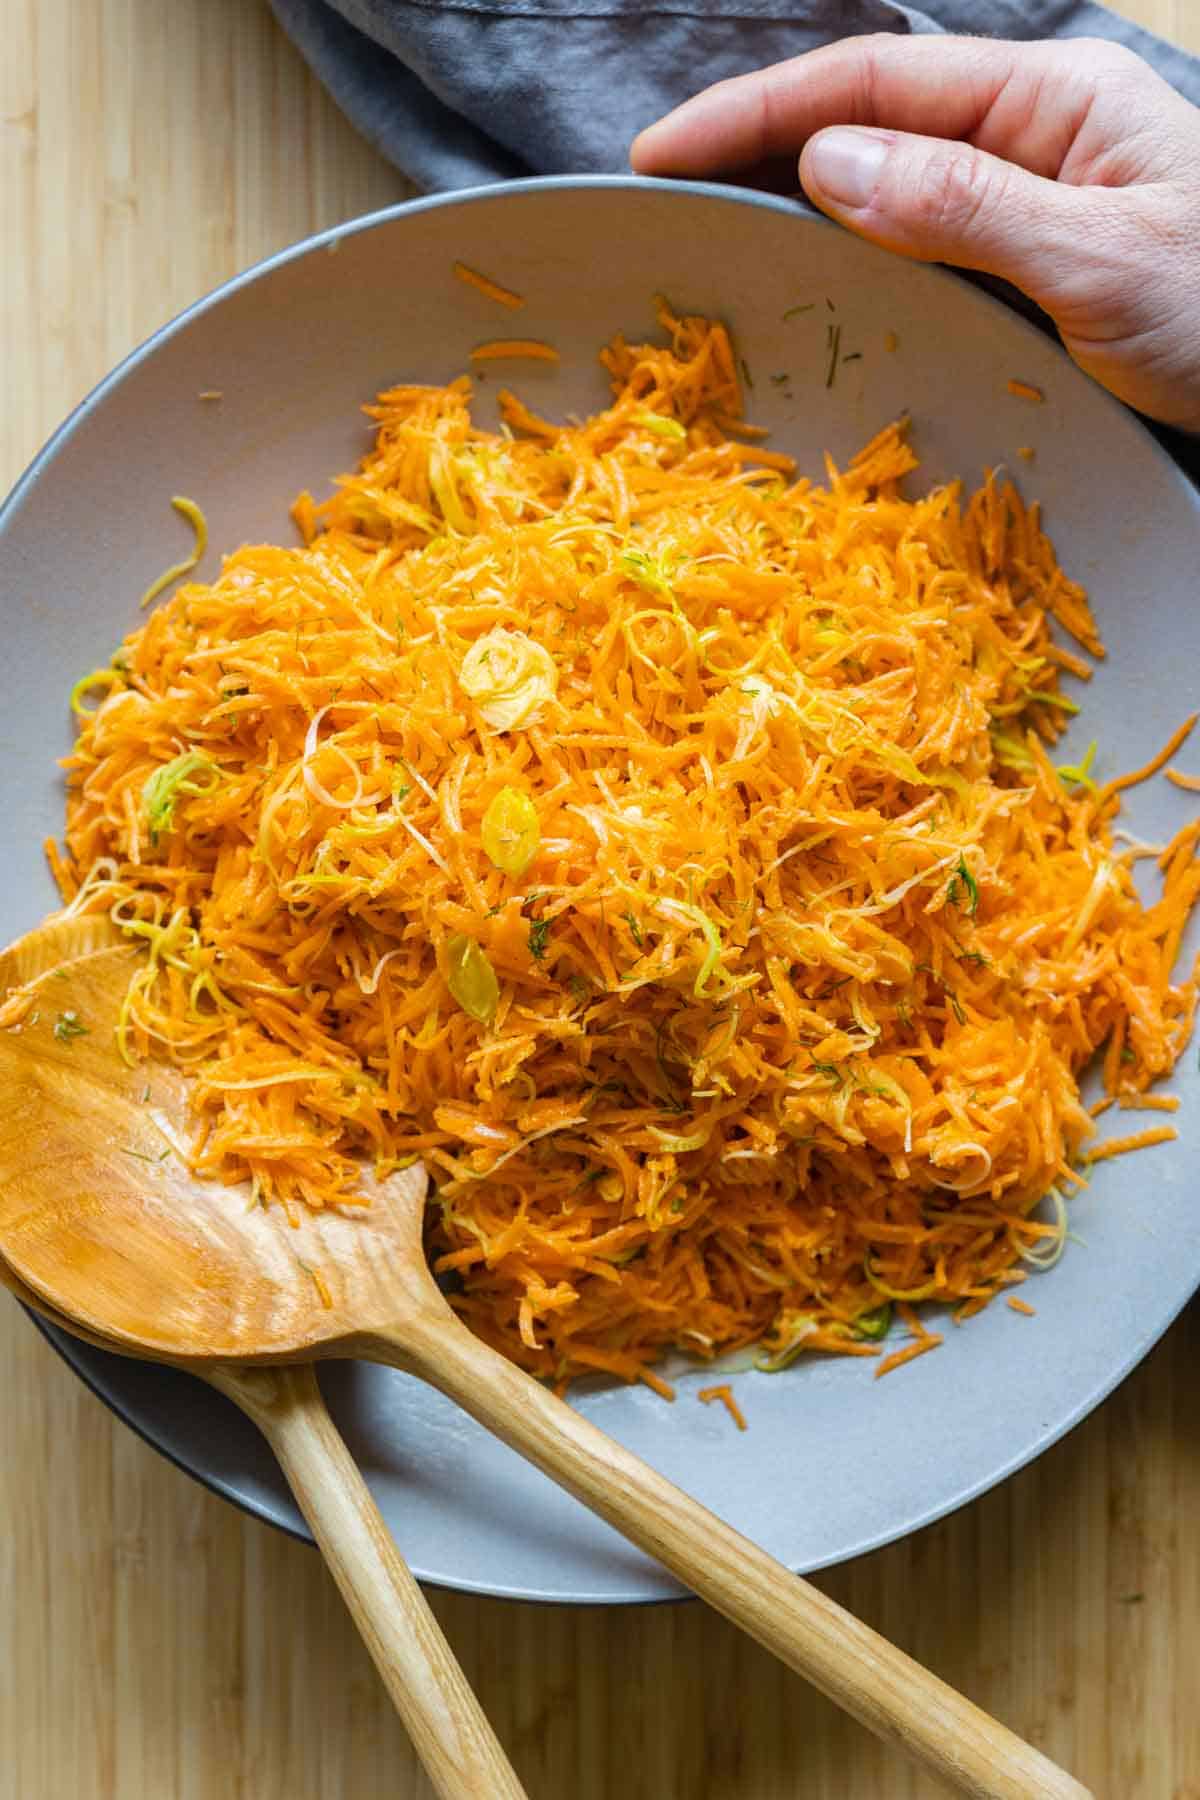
46,299,1198,1391
1118,1094,1180,1113
1007,1297,1036,1316
1166,768,1200,792
452,262,526,310
698,1384,748,1431
1007,380,1044,403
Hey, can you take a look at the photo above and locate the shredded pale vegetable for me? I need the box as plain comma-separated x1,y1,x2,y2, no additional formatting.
50,300,1199,1389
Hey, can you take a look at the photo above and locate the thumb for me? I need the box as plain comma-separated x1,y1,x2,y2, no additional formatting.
799,126,1102,309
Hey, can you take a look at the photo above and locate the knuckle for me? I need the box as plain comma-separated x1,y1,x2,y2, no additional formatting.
909,145,1004,242
836,33,895,125
1061,36,1147,83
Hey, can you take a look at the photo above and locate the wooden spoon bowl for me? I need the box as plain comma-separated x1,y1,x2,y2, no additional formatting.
0,915,1092,1800
0,932,435,1364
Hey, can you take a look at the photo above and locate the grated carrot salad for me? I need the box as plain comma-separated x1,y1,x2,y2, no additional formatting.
49,300,1199,1388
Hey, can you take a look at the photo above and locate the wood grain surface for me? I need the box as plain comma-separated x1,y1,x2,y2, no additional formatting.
1,2,1197,1795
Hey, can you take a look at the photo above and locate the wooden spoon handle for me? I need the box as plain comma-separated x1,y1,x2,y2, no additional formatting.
379,1318,1091,1800
209,1363,528,1800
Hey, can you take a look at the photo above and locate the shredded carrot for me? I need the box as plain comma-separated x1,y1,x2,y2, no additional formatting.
1088,1096,1115,1119
453,261,526,311
698,1383,748,1430
1118,1093,1180,1113
309,1266,334,1309
875,1333,943,1378
1017,447,1036,462
50,299,1197,1390
638,1367,676,1402
198,390,223,402
1086,1126,1178,1164
1007,1296,1036,1316
469,339,559,364
1007,380,1044,403
1099,714,1198,803
139,496,207,609
1166,767,1200,792
884,331,899,353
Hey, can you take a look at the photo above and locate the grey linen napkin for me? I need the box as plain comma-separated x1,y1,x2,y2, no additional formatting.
269,0,1200,192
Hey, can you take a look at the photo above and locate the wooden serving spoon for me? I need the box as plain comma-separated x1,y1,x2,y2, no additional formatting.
0,917,527,1800
0,917,1092,1800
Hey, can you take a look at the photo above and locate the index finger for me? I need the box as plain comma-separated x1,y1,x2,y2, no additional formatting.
630,34,1093,180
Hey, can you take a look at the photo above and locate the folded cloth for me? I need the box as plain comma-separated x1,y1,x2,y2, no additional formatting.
269,0,1200,192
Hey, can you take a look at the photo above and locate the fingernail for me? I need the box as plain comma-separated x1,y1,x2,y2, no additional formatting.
805,129,891,209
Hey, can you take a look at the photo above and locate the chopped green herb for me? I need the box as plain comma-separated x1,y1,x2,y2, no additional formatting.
53,1010,89,1043
841,351,863,364
620,545,674,601
811,1059,844,1088
916,964,966,1025
946,855,979,918
782,303,815,319
825,322,843,389
623,910,645,948
769,372,790,386
528,916,552,961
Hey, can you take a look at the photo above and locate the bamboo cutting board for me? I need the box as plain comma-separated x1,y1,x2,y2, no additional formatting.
2,2,1199,1794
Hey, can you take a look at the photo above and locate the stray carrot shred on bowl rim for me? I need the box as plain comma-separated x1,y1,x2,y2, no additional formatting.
46,297,1199,1391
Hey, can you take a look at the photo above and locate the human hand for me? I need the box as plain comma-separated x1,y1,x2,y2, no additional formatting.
631,35,1200,433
